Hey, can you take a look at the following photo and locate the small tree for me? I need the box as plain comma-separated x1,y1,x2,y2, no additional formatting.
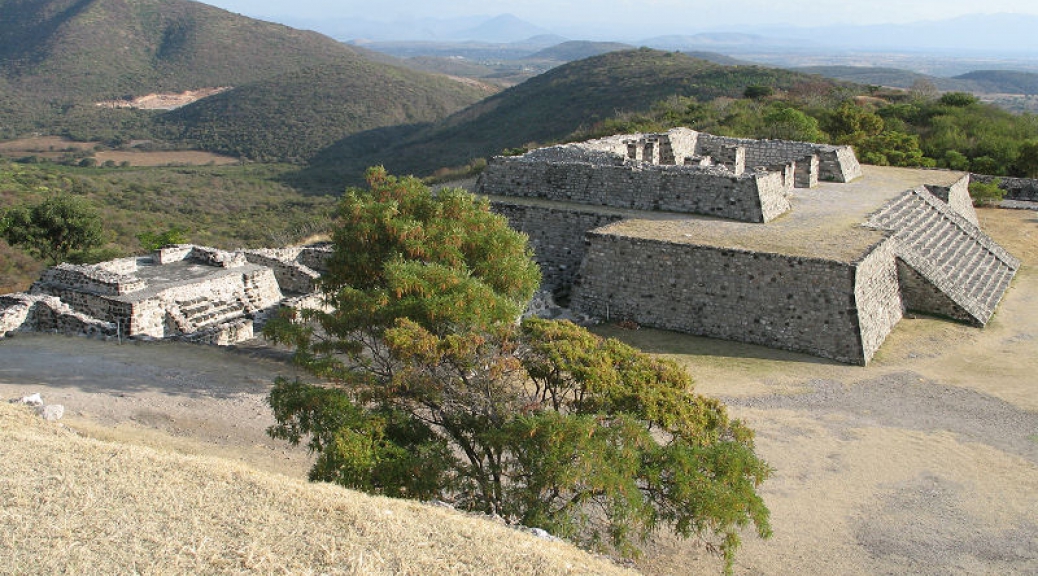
743,85,773,99
137,225,190,252
1,195,104,264
758,105,826,142
969,177,1005,207
938,92,979,107
1014,139,1038,178
265,168,771,572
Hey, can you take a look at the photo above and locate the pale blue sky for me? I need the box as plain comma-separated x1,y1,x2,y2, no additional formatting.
199,0,1038,32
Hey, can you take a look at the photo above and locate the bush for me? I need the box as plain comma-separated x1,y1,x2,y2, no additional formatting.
743,85,774,99
969,178,1005,207
939,92,979,107
1,195,104,264
264,168,771,572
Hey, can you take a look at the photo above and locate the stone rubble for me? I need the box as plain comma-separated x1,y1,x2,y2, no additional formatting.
8,392,64,421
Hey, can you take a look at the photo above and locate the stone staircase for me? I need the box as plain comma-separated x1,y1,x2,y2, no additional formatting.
171,295,247,333
868,187,1020,325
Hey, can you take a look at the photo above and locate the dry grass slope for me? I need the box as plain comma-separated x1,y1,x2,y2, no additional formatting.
0,402,635,576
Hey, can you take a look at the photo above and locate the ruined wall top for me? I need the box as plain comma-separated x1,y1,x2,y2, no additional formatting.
496,127,860,184
34,263,147,296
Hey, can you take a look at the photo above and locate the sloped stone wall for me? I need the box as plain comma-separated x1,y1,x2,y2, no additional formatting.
853,239,904,361
896,260,973,323
571,234,890,364
491,202,625,290
35,264,146,296
244,251,320,294
926,174,977,224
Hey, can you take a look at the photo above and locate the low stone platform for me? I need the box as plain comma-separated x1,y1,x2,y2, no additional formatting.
477,128,1017,365
1,244,331,344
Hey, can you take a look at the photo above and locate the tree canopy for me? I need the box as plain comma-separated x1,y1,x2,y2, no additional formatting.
1,195,103,264
264,168,771,572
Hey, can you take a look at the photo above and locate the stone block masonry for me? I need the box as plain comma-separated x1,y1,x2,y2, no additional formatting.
491,202,625,291
925,174,976,225
476,128,1015,364
479,159,791,223
971,173,1038,203
867,186,1019,326
1,245,306,344
571,233,901,365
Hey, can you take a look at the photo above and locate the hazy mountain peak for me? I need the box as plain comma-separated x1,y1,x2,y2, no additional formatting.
449,13,556,43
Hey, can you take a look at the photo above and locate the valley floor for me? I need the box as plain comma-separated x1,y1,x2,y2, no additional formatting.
1,208,1036,575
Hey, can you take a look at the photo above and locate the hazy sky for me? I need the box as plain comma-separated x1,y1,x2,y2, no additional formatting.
199,0,1038,32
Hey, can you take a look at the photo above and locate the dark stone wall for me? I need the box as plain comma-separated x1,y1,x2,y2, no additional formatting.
570,233,902,364
491,201,624,291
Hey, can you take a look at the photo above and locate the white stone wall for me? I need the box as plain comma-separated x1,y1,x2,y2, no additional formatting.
853,239,904,362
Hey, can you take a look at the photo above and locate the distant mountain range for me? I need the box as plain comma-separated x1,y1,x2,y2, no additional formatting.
2,0,1036,184
753,14,1038,56
796,66,1038,95
277,10,1038,58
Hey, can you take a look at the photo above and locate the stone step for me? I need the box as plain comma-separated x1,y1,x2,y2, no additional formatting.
181,300,246,330
981,268,1013,310
946,240,981,275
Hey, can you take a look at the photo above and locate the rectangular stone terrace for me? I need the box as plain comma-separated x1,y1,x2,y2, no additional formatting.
592,165,968,263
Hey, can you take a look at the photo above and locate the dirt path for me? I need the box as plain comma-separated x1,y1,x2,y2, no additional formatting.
0,337,314,478
1,208,1036,575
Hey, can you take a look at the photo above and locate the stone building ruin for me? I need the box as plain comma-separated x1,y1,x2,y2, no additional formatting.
0,244,331,345
0,127,1021,366
480,128,1019,365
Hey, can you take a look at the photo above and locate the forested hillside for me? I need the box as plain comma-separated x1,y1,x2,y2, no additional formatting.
303,49,834,184
160,61,491,163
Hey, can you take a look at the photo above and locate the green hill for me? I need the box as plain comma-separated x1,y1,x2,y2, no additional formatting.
0,0,369,100
796,66,1038,96
953,70,1038,95
525,41,634,62
302,48,832,184
792,66,957,90
160,61,492,162
0,0,497,154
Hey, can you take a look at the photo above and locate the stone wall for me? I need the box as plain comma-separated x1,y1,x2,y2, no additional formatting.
571,234,893,364
970,174,1038,202
0,294,116,338
852,239,904,361
297,245,333,273
479,160,790,222
694,134,862,183
926,174,977,224
794,155,819,188
491,202,625,291
244,251,320,294
896,260,973,323
35,264,146,296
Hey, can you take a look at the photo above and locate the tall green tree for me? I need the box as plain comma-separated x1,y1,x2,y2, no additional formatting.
1,195,103,264
265,168,771,572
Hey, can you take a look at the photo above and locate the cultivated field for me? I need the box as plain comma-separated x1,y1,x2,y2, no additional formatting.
0,208,1036,575
0,136,238,166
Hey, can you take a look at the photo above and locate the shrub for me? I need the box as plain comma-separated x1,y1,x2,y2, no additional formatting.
969,178,1005,207
1,195,104,264
939,92,979,107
